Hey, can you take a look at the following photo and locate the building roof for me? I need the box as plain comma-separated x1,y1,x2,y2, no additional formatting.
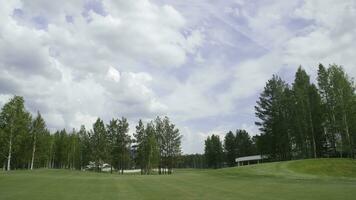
235,155,264,162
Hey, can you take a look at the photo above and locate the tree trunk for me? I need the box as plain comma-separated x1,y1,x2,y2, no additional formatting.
340,139,343,158
7,132,13,171
343,113,353,158
308,110,317,158
30,133,37,170
331,113,338,156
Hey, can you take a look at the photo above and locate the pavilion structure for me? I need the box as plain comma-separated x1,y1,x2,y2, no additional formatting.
235,155,265,166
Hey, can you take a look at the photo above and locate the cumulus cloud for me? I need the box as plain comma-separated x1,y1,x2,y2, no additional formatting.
0,0,201,132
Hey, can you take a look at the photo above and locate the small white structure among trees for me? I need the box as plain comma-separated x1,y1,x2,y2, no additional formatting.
235,155,265,166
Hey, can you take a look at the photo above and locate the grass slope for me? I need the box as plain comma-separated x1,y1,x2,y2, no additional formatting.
0,159,356,200
216,158,356,179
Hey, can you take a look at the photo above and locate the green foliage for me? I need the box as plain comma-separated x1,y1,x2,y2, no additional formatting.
134,119,146,172
204,134,223,168
235,129,255,157
176,154,206,168
0,96,32,170
223,129,256,167
30,112,50,169
161,116,182,174
0,96,182,174
78,125,91,169
255,75,291,160
255,64,356,161
91,118,109,171
134,117,182,174
224,131,236,167
143,122,159,174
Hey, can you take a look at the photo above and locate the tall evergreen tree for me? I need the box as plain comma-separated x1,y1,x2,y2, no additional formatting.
292,67,319,158
78,125,90,170
204,134,223,168
235,129,254,157
255,75,291,160
224,131,236,167
134,119,146,174
116,117,131,174
91,118,108,171
308,84,327,157
107,119,118,173
162,116,181,174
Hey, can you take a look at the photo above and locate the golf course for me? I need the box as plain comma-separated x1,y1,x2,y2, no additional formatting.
1,158,356,200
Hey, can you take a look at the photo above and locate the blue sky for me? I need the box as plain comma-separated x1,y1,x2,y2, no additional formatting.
1,0,356,153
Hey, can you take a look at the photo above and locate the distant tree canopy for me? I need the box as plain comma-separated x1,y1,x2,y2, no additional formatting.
0,96,182,174
204,134,224,168
203,130,257,169
176,154,206,169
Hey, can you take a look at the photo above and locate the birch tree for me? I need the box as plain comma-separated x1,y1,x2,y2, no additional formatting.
30,111,47,170
0,96,31,171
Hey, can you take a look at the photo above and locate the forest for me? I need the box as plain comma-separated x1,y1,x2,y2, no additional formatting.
200,64,356,169
0,97,182,174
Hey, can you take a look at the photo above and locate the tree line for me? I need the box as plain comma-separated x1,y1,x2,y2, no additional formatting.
199,64,356,169
0,96,182,174
202,130,257,168
255,64,356,160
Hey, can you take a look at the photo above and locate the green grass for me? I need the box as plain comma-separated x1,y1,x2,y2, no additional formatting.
1,159,356,200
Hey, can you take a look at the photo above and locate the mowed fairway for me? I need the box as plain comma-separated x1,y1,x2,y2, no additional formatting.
1,159,356,200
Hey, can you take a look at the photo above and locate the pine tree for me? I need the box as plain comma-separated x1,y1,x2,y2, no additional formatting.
255,75,291,160
308,84,327,157
224,131,236,167
134,119,146,174
235,129,253,157
107,119,118,173
293,67,318,158
162,116,181,174
117,117,131,174
204,134,223,169
91,118,108,171
78,125,90,170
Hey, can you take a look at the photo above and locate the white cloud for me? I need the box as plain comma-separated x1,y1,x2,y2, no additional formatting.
2,0,356,154
106,66,121,82
0,0,202,132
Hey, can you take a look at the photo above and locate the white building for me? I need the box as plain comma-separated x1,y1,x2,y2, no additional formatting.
235,155,266,166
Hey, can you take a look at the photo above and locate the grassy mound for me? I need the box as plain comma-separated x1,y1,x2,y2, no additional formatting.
287,158,356,178
216,158,356,179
